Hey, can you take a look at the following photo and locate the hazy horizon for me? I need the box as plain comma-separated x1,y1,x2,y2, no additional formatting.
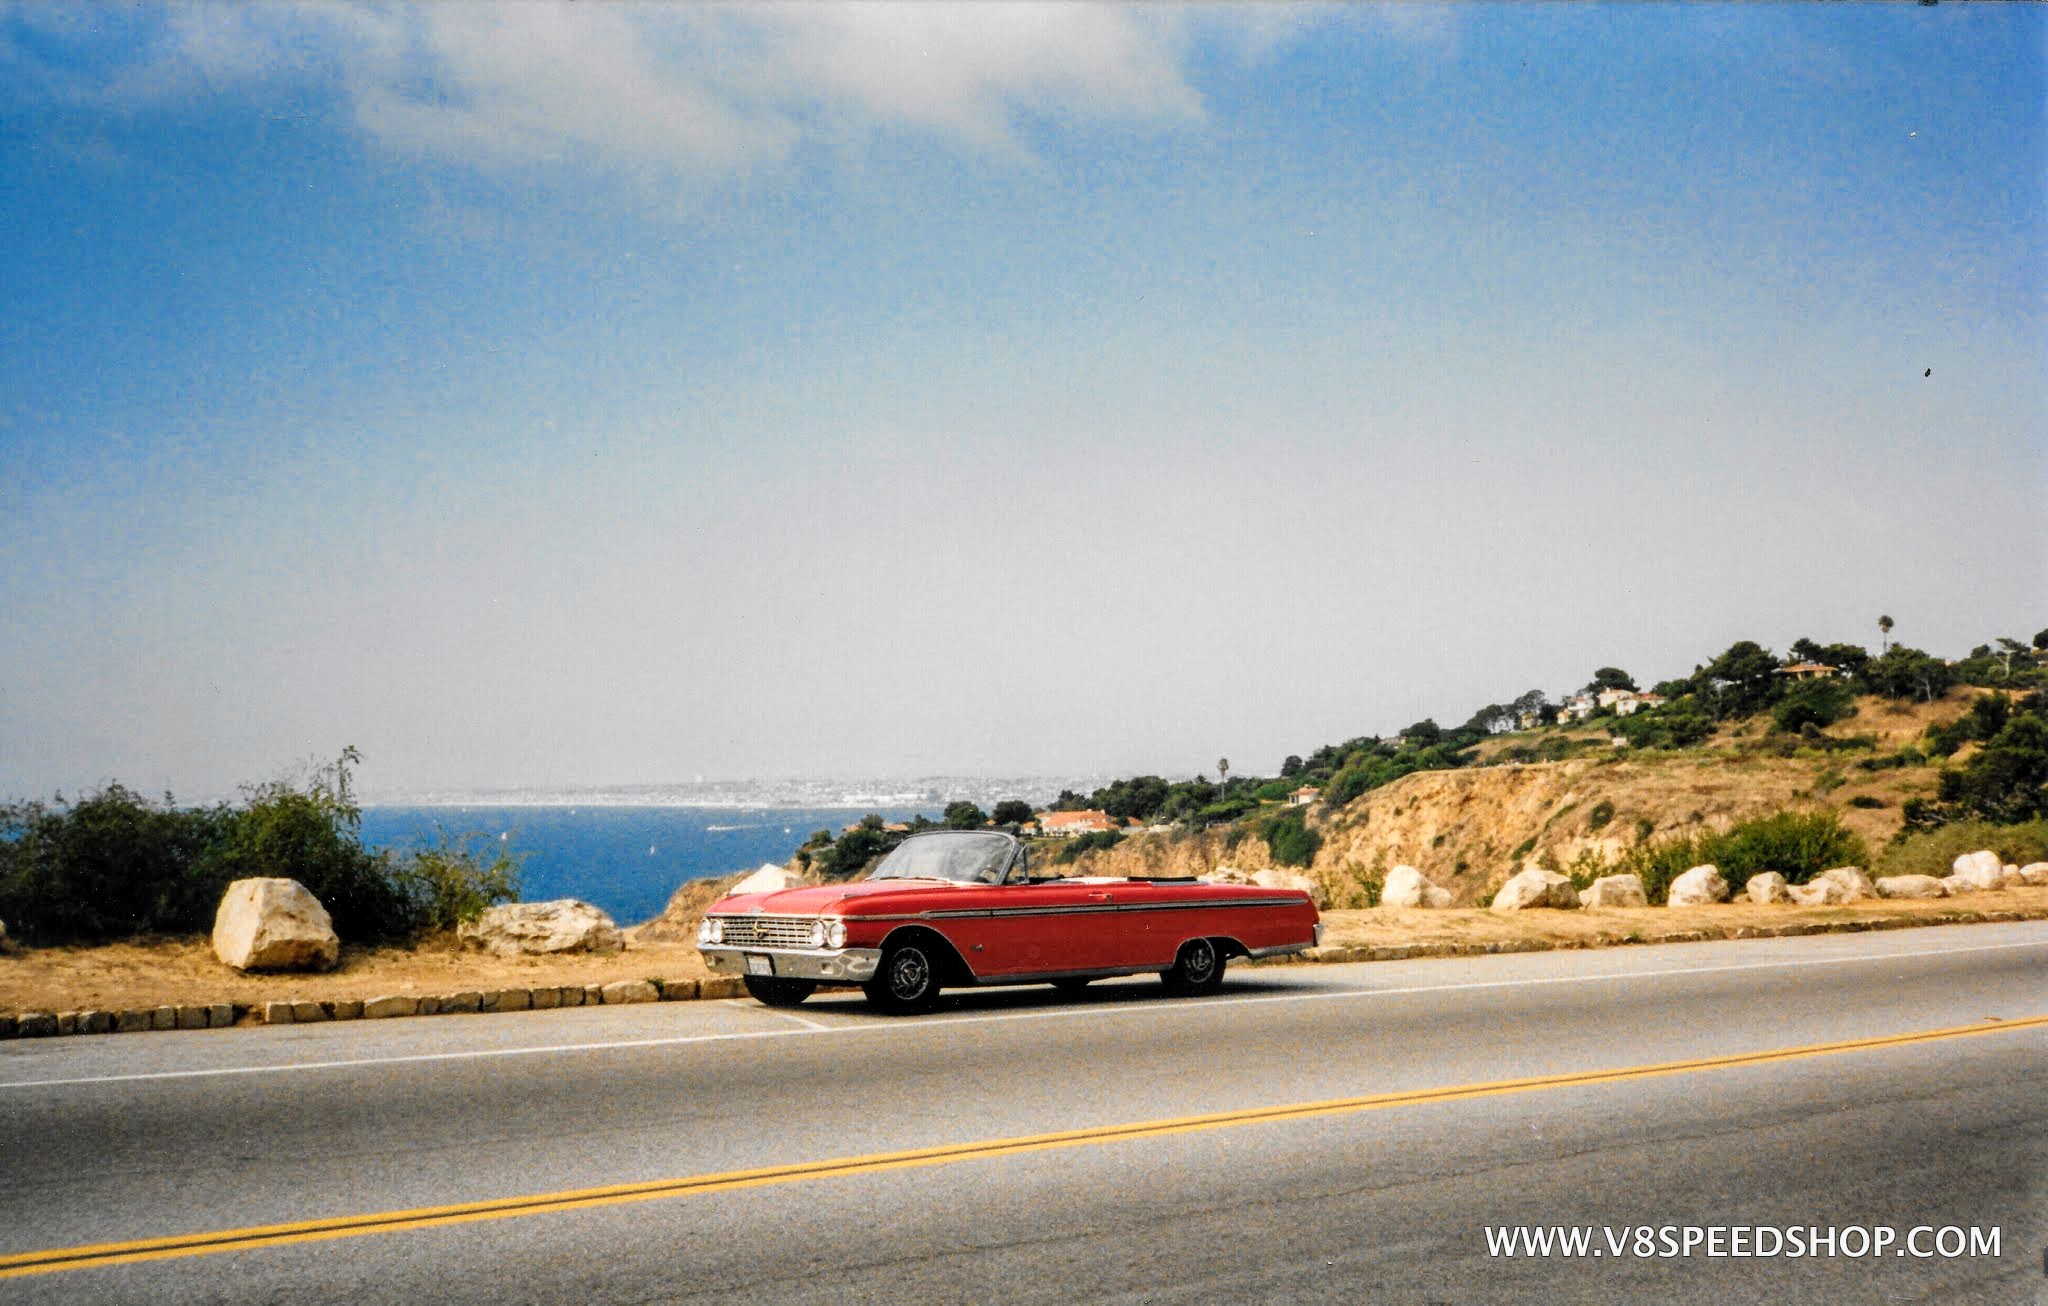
4,4,2042,802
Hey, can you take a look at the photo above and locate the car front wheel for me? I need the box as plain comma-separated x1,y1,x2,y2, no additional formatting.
1162,938,1226,995
864,941,941,1014
744,976,817,1007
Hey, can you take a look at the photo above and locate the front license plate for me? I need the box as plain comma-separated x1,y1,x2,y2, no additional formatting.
745,954,772,977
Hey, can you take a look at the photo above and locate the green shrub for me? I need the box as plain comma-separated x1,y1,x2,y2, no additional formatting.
1262,810,1322,868
389,828,522,931
1874,819,2048,878
1587,800,1614,830
1773,679,1854,733
1618,809,1868,902
0,748,507,946
1846,795,1885,809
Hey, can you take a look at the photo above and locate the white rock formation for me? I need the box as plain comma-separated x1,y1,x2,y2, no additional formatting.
1949,850,2005,892
459,900,623,957
1490,868,1580,912
729,864,804,897
1580,874,1648,908
1745,872,1791,905
1252,867,1324,905
211,878,340,972
2019,862,2048,886
1812,866,1877,902
1666,864,1729,907
1380,865,1453,908
1875,874,1947,900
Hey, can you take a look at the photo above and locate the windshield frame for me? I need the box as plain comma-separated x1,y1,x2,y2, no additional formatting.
867,831,1023,885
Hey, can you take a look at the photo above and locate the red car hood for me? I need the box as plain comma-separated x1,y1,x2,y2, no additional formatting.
711,879,950,916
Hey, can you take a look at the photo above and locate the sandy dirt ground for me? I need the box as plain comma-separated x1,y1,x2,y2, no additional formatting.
3,887,2043,1015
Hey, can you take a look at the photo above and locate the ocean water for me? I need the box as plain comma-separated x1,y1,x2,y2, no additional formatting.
360,806,937,926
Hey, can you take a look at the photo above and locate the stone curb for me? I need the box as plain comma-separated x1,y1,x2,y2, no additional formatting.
4,907,2043,1041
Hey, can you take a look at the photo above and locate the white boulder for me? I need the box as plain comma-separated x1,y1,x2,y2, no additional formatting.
458,900,623,957
2001,865,2026,889
1813,866,1877,902
1202,865,1256,886
1940,874,1978,896
1381,865,1453,908
1252,867,1324,905
2019,862,2048,886
1745,872,1791,905
729,864,804,897
1875,874,1947,900
212,878,340,972
1491,868,1580,912
1949,851,2005,892
1580,874,1648,908
1666,864,1729,907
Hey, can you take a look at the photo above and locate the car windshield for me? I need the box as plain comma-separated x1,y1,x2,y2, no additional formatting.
869,832,1016,884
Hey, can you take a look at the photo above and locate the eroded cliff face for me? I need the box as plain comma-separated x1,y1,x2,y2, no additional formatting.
1055,752,1933,907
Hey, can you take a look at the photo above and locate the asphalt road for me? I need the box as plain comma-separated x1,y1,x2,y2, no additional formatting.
2,922,2043,1305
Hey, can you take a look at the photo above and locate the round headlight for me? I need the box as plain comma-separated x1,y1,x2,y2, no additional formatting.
699,917,723,945
825,918,847,949
805,918,827,949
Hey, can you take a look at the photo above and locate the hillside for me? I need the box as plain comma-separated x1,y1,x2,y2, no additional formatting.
1049,690,1981,908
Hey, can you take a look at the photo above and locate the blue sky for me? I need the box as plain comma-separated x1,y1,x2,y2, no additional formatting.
2,3,2042,800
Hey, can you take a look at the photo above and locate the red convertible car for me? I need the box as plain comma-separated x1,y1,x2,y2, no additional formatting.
697,830,1322,1012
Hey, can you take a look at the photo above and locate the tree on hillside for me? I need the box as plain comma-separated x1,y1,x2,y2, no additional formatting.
1878,614,1894,653
1860,645,1953,702
2035,629,2048,653
1509,688,1550,724
1787,638,1872,677
943,801,988,829
1698,641,1780,719
1280,755,1304,778
1588,667,1638,693
1401,720,1441,748
990,800,1034,827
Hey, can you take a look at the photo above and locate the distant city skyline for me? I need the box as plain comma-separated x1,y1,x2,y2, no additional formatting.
3,4,2042,802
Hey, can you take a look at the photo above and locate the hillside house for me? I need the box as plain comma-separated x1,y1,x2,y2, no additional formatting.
1560,695,1598,722
1775,661,1842,681
1033,809,1131,837
1597,688,1668,717
1287,786,1321,807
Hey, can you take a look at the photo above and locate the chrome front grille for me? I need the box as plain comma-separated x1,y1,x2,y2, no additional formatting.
714,915,817,948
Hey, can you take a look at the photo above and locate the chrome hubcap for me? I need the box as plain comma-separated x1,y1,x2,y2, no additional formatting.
891,949,930,998
1184,941,1216,981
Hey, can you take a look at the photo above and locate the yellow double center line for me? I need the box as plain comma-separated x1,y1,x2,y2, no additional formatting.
5,1013,2042,1280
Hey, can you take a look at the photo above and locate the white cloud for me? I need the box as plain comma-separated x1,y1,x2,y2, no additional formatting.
10,3,1320,180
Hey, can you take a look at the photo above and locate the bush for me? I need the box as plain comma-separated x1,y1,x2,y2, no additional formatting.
0,785,232,944
389,828,522,932
1587,800,1615,831
1874,819,2048,878
1773,679,1855,733
0,748,511,946
1262,810,1321,868
1617,809,1869,902
1847,795,1885,809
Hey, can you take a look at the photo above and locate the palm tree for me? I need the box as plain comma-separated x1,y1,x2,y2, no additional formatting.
1217,757,1229,795
1878,614,1894,653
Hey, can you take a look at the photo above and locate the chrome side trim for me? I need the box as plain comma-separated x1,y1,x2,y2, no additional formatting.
850,897,1304,924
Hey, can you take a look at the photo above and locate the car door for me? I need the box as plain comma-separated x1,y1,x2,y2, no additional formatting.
972,878,1123,977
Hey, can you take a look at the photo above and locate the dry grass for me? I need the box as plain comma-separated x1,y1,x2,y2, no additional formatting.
0,934,715,1014
1315,885,2048,953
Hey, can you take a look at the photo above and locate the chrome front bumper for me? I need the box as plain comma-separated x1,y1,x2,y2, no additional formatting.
700,946,883,983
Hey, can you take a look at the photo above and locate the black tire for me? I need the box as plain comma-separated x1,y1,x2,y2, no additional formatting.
1161,937,1227,996
745,976,817,1007
864,940,942,1014
1051,977,1094,995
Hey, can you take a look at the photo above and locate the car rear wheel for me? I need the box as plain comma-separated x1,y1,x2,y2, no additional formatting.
864,941,941,1014
744,977,817,1007
1162,937,1226,995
